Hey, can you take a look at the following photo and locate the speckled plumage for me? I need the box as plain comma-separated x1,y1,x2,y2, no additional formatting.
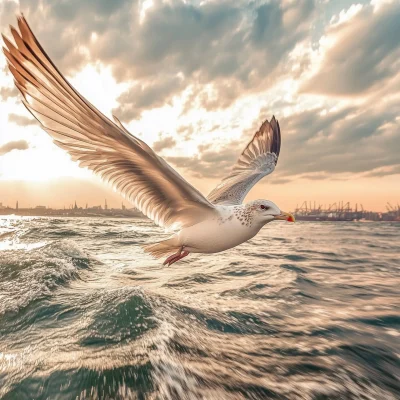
171,199,282,254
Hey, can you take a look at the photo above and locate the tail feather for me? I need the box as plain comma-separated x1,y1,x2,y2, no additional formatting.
142,237,180,259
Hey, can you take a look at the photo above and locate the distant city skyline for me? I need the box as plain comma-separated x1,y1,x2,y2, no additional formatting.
0,176,398,213
2,185,399,223
0,200,129,210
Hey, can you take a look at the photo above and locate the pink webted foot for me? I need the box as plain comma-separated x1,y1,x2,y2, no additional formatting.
168,251,189,266
163,250,181,266
163,249,189,266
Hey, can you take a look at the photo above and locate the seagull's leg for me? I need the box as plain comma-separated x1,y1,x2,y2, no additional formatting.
168,251,190,266
163,247,183,266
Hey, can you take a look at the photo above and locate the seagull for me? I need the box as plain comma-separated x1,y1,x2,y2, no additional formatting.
2,16,294,266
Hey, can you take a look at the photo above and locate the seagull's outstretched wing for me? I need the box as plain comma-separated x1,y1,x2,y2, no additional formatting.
207,118,281,205
3,16,216,230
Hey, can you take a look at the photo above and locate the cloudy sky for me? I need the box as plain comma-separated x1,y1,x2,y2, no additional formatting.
0,0,399,211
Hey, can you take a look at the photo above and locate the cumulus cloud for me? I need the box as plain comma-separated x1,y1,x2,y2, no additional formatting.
1,0,316,119
176,124,195,141
302,1,400,96
274,98,400,178
8,113,36,126
114,75,185,121
364,165,400,178
166,141,240,179
0,140,29,156
165,90,400,182
0,86,18,100
152,135,177,152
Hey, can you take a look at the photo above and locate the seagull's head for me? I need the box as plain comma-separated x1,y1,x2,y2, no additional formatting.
249,199,295,225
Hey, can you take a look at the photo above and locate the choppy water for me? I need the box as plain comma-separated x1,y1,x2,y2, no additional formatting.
0,216,399,400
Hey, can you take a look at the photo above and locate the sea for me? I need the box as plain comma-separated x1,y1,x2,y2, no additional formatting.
0,216,399,400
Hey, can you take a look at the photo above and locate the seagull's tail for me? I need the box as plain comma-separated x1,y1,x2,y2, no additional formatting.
142,237,180,259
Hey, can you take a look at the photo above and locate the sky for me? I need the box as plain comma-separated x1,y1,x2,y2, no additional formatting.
0,0,399,212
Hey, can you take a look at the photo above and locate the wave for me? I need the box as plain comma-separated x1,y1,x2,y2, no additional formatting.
0,217,399,399
0,240,92,316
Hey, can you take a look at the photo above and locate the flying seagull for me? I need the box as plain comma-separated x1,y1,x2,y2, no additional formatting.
2,16,294,266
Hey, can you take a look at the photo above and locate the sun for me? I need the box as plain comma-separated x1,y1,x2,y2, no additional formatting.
1,63,127,182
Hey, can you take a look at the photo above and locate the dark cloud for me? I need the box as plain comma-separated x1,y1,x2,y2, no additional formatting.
364,165,400,178
0,140,29,156
8,113,36,126
114,75,184,121
166,141,240,179
1,0,315,119
190,81,243,113
165,94,400,182
1,0,137,75
273,98,400,178
269,178,292,185
152,135,176,153
166,155,224,179
296,174,329,181
302,2,400,96
131,1,241,80
200,146,237,164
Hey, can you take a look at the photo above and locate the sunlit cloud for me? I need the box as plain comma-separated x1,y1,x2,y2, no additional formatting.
8,113,36,126
0,139,29,156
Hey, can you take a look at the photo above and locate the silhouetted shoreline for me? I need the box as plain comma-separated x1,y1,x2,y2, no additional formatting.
0,209,145,218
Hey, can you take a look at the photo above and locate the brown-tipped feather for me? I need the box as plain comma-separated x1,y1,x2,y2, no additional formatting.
207,117,281,205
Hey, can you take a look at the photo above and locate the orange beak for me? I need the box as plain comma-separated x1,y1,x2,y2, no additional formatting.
274,211,295,222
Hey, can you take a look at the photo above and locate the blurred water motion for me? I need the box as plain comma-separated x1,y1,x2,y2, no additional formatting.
0,216,399,399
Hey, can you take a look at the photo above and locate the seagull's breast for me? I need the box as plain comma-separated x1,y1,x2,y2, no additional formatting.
178,206,262,254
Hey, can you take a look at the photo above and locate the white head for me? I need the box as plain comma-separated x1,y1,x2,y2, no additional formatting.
246,199,295,226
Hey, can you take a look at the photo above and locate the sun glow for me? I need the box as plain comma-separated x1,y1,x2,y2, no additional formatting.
0,63,128,182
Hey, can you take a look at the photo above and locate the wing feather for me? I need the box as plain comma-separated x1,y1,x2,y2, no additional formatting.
3,16,216,230
207,117,281,205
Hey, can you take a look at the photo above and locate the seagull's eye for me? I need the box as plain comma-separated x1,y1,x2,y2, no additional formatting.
260,205,265,209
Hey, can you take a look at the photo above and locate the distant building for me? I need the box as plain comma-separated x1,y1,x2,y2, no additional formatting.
0,203,6,210
16,201,18,211
105,199,108,210
35,205,46,210
89,205,102,210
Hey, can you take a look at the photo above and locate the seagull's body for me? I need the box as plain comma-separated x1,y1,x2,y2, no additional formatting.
3,16,294,266
172,204,269,254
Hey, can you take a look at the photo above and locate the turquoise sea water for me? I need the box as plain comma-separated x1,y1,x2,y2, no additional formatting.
0,216,399,399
